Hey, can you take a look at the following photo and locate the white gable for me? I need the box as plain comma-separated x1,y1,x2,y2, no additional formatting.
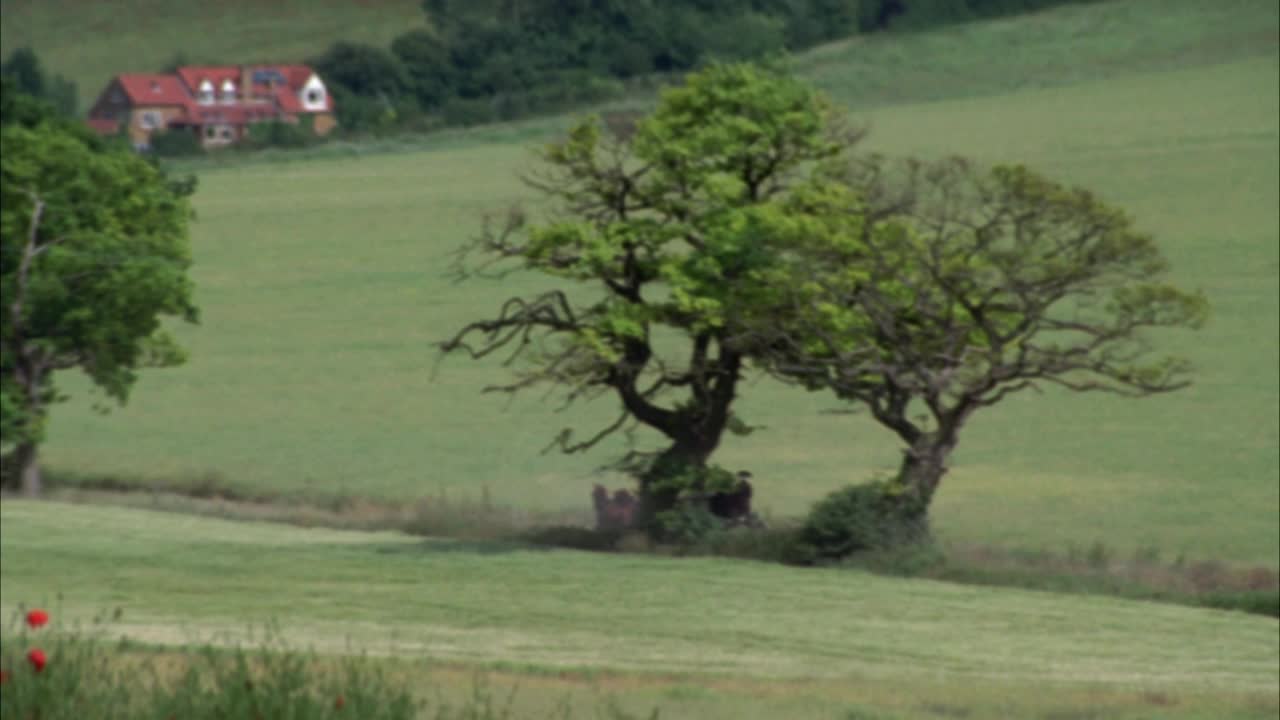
299,74,327,112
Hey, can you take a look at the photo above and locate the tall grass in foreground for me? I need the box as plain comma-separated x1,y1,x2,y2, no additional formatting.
0,610,657,720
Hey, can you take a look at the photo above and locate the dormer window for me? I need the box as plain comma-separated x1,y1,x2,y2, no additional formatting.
220,79,236,104
198,80,214,105
299,75,327,111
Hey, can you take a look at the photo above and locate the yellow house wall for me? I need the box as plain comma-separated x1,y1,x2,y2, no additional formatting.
312,112,337,136
128,105,186,145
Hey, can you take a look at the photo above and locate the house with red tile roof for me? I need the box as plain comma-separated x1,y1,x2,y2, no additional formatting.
86,64,337,150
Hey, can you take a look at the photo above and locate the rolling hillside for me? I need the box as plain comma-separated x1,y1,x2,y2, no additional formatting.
20,0,1277,564
1,3,1277,717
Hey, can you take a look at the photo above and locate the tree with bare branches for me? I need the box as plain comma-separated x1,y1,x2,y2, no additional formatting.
439,62,859,526
753,156,1209,510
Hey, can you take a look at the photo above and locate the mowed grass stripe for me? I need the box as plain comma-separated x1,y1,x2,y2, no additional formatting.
2,502,1276,692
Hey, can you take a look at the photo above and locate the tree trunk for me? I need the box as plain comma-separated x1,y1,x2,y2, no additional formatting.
15,441,41,497
636,440,714,527
897,432,954,509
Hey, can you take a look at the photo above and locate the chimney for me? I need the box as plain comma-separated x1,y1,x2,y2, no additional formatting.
241,65,253,102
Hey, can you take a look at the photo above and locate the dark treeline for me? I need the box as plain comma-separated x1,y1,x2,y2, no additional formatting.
0,47,77,119
313,0,1104,133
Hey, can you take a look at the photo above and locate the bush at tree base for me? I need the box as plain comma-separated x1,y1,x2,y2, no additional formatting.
797,478,930,562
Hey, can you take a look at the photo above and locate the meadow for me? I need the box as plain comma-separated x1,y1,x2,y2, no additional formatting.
16,0,1277,564
2,501,1277,719
1,0,1278,716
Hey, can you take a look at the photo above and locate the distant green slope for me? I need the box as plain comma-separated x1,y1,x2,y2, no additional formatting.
40,58,1280,565
3,0,1276,116
8,0,1280,565
0,0,424,110
2,502,1276,699
799,0,1279,107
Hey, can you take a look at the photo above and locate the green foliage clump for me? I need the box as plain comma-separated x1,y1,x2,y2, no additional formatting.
797,479,930,562
303,0,1095,137
1198,590,1280,619
1,108,198,494
653,503,724,546
243,120,318,150
1,47,77,118
645,461,743,544
858,0,1107,32
147,128,204,157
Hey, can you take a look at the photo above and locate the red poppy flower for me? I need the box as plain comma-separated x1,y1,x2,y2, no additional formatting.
25,609,49,629
27,648,47,673
335,694,346,710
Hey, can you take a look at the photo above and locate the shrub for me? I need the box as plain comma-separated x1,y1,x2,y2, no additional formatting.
147,128,204,157
797,478,929,561
639,460,744,544
1198,590,1280,618
244,120,315,149
441,96,496,127
653,503,723,546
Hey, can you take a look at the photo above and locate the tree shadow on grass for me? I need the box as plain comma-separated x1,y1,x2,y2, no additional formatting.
370,536,571,557
373,526,624,557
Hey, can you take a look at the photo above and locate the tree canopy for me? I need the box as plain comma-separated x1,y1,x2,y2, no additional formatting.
441,62,1207,534
314,0,1097,133
440,62,857,525
0,105,199,495
1,47,78,119
751,155,1208,505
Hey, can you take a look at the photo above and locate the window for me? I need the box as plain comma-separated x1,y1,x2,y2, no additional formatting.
306,90,321,104
139,111,163,129
220,127,233,140
204,126,216,139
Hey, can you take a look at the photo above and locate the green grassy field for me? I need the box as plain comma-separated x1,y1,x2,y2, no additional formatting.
2,3,1278,714
2,501,1276,719
20,0,1277,565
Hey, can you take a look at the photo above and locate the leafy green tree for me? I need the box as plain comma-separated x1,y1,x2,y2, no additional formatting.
0,122,198,495
0,75,56,130
310,42,410,99
754,156,1208,510
1,48,44,99
1,47,77,118
390,29,455,110
440,63,858,524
